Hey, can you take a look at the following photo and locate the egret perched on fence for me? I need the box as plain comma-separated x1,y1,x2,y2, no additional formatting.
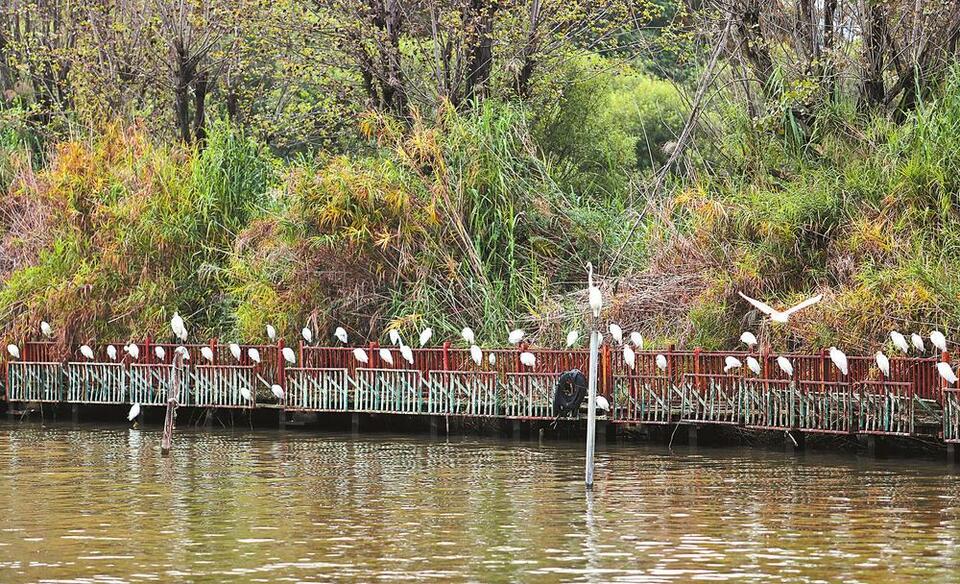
107,345,118,361
911,333,925,353
932,330,948,353
271,384,284,400
746,356,761,375
400,344,414,365
777,356,794,377
80,345,95,360
154,346,166,361
488,353,497,366
469,344,482,365
890,331,910,354
587,262,602,317
175,346,189,360
335,327,348,344
623,345,636,370
126,344,140,360
247,348,261,364
229,343,242,361
462,327,475,344
239,386,253,402
937,361,958,385
302,327,313,344
829,347,848,376
724,356,742,372
656,354,667,371
508,329,524,344
419,328,433,347
740,331,758,348
630,332,643,348
282,347,296,364
7,344,19,359
353,347,368,364
520,352,536,367
738,292,822,324
201,347,214,362
875,351,890,378
379,347,394,365
267,325,276,341
595,395,610,412
566,330,579,347
609,324,623,345
40,321,52,338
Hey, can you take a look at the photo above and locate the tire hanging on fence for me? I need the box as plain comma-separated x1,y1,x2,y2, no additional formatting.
553,369,588,421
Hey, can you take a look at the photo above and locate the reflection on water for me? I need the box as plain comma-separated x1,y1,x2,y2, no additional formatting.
0,423,959,582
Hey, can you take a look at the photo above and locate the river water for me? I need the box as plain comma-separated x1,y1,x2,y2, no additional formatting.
0,424,958,582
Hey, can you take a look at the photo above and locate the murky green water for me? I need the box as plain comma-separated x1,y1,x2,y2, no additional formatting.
0,424,959,582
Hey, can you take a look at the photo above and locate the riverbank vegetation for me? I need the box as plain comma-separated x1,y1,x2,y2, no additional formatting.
1,1,960,352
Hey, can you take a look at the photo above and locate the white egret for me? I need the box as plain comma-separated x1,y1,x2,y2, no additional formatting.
488,352,497,366
508,329,525,345
229,343,242,361
80,345,95,360
738,292,822,324
40,321,52,338
271,384,285,400
911,333,925,353
175,346,190,360
353,347,369,364
400,344,414,365
302,327,313,344
389,329,401,345
7,344,20,359
127,403,141,422
932,330,948,353
587,262,602,318
266,324,276,341
890,331,910,354
462,327,476,344
829,346,848,376
154,346,166,361
740,331,758,348
655,354,667,371
239,386,253,402
107,345,118,361
419,328,433,347
630,331,643,348
623,345,636,370
127,344,140,360
609,324,623,345
282,346,296,364
469,344,482,365
247,347,261,364
596,394,610,412
724,356,742,372
566,330,580,347
520,352,536,367
378,347,394,366
938,361,958,385
875,351,890,378
201,346,214,362
746,356,761,375
171,312,187,341
777,356,794,377
335,327,348,344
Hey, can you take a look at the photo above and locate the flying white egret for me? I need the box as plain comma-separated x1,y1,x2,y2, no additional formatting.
271,384,285,400
566,330,579,347
932,330,948,353
587,262,602,318
630,331,643,348
724,356,742,372
609,324,623,345
623,345,636,370
655,354,667,371
740,331,758,348
519,352,536,367
890,331,910,354
107,345,118,361
229,343,242,361
282,346,296,364
937,361,958,385
746,356,761,375
829,346,848,376
335,327,348,344
488,353,497,366
266,324,276,341
462,327,476,344
127,403,141,422
419,328,433,347
201,346,214,362
302,327,313,343
353,347,369,364
40,321,52,338
7,344,20,359
508,329,525,344
127,343,140,360
875,351,890,378
247,347,261,364
400,344,414,365
239,386,253,402
154,345,166,361
777,356,794,377
80,345,95,360
469,344,482,365
911,333,925,353
388,329,401,345
596,395,610,412
378,347,394,366
738,292,822,324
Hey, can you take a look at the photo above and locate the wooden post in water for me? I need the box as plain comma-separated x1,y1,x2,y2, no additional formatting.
585,329,600,489
161,351,184,455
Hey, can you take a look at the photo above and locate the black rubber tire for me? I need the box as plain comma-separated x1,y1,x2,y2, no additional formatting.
554,369,588,418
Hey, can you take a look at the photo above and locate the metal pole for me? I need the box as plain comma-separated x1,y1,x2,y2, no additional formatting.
585,329,600,488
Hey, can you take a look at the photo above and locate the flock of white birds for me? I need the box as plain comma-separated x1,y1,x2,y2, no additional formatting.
4,263,958,422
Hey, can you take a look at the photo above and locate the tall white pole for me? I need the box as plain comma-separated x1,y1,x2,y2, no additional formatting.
585,329,599,488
